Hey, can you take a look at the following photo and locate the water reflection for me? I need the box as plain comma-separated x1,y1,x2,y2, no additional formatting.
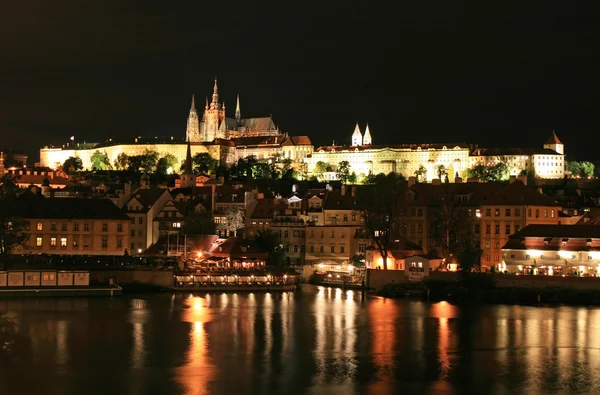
175,295,216,395
6,289,600,395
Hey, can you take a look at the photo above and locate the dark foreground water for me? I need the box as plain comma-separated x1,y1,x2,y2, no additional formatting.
1,285,600,395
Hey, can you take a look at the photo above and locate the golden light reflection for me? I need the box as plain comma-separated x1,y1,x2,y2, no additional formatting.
132,322,144,369
56,320,68,365
367,297,398,394
175,296,216,395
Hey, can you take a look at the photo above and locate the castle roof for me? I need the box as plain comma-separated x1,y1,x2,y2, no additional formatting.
545,131,563,145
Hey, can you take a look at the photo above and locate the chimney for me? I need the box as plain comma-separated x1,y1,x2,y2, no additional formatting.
537,187,543,195
509,175,517,183
351,186,356,197
454,177,463,183
408,176,417,187
341,185,346,195
431,178,441,185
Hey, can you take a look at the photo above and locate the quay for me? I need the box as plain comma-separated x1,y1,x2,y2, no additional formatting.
174,269,299,292
0,270,122,297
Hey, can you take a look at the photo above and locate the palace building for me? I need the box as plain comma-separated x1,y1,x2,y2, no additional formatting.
39,79,313,170
304,125,565,181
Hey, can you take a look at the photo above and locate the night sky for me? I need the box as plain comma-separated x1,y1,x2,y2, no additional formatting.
1,1,599,162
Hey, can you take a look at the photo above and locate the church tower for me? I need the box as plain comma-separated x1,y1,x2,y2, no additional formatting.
363,123,372,145
201,78,227,141
180,140,195,188
351,122,363,146
235,94,241,123
543,131,564,155
186,95,200,142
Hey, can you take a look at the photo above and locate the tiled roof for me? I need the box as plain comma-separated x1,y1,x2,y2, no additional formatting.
471,147,562,156
16,196,130,220
545,131,563,145
250,199,274,219
207,237,269,259
282,136,312,146
323,190,356,210
16,174,69,186
479,180,558,206
237,117,276,131
124,188,169,213
407,182,507,206
510,224,600,239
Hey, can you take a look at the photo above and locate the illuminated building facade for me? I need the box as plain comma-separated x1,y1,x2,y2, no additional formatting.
305,127,565,181
501,224,600,275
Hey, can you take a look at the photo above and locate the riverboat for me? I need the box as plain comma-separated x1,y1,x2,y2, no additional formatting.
0,270,122,297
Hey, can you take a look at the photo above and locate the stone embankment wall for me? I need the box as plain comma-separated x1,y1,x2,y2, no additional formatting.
90,270,174,287
368,269,600,292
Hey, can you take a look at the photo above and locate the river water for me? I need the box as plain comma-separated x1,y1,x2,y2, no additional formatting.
1,285,600,395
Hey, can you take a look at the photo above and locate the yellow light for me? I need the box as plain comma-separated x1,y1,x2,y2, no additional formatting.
197,252,202,258
166,167,173,175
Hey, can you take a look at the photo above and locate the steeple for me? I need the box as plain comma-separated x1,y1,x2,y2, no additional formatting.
186,94,200,142
351,122,363,146
180,140,195,188
210,77,220,110
235,94,241,122
205,96,209,110
362,123,372,145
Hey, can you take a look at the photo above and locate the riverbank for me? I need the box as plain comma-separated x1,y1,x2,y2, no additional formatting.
376,274,600,306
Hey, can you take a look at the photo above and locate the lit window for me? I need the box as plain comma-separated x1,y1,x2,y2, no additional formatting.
36,237,42,247
36,222,43,231
60,237,67,247
50,237,57,247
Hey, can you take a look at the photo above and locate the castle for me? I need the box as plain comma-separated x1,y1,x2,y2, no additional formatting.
39,79,312,170
305,125,565,181
186,78,280,142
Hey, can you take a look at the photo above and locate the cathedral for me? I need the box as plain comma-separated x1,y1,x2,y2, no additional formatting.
186,78,280,142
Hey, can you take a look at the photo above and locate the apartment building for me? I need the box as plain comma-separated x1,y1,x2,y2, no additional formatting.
123,188,172,253
16,196,130,255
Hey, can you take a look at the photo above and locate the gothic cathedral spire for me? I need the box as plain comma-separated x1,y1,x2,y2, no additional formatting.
186,94,200,143
210,77,220,110
235,94,241,122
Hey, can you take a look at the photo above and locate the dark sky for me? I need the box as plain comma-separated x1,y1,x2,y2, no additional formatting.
1,1,599,162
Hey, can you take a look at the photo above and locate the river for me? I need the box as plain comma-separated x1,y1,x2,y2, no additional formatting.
1,285,600,395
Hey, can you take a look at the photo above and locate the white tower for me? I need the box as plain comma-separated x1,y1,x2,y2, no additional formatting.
351,122,362,146
363,123,372,145
543,131,564,155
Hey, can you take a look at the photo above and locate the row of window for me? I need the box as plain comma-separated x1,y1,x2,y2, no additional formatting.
307,230,347,239
326,214,357,222
35,236,123,249
308,245,347,253
36,222,124,232
510,253,593,260
477,223,521,236
483,207,555,218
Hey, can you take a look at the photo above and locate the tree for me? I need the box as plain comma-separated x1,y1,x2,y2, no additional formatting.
580,161,595,178
156,154,178,175
190,153,217,175
62,156,83,174
114,153,129,170
348,172,358,184
128,149,159,173
456,237,482,272
414,165,427,182
464,163,509,182
336,161,351,183
90,150,112,170
0,175,29,268
350,253,365,267
216,206,245,237
255,229,288,268
313,161,329,179
435,164,448,180
183,212,215,235
355,173,406,270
